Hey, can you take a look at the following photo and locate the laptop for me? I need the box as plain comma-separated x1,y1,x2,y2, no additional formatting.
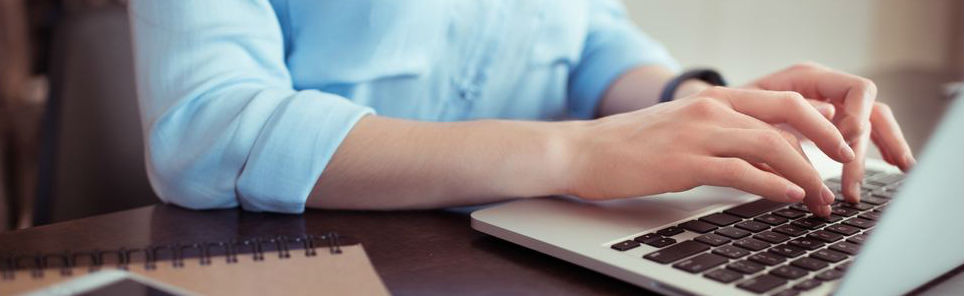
472,97,963,295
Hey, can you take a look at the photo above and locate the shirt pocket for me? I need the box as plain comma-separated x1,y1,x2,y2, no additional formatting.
286,0,445,84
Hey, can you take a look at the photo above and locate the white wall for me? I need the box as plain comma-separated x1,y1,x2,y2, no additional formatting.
624,0,962,85
624,0,963,153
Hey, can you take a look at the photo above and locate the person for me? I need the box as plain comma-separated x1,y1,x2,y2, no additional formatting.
127,1,914,217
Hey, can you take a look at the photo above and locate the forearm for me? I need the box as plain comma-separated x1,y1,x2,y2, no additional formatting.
597,65,710,117
306,115,579,210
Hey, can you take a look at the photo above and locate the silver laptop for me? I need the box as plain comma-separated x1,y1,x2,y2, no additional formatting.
472,97,963,295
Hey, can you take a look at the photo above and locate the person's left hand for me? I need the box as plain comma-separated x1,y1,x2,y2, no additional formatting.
744,62,915,204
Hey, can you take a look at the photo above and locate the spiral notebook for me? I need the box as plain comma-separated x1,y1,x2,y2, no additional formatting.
0,233,388,295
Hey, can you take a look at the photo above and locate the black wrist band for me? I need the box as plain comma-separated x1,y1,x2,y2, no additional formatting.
658,68,728,103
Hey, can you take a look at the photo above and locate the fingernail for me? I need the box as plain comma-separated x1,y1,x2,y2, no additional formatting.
839,144,855,162
786,185,806,202
821,185,836,204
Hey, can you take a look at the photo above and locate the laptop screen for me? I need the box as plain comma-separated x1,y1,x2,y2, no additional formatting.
836,97,963,294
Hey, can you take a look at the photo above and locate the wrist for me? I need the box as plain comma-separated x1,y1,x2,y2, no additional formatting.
541,120,592,197
660,69,727,103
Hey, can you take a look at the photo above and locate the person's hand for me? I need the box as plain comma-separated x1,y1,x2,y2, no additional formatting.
565,87,855,216
745,62,914,203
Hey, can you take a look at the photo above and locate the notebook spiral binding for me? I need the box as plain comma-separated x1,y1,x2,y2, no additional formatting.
0,232,345,281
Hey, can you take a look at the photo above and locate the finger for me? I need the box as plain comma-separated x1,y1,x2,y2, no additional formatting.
841,130,870,203
705,103,810,162
704,87,855,163
752,162,778,175
812,70,878,143
707,128,835,208
807,203,832,218
749,63,877,144
777,128,809,165
807,99,836,120
698,157,805,203
870,127,899,166
869,103,915,171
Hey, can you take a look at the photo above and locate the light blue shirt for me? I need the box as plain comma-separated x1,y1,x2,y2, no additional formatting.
128,0,678,213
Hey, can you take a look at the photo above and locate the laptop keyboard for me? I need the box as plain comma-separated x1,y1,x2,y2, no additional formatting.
609,170,904,295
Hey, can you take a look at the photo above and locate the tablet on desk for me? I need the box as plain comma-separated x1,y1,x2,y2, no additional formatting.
23,270,194,296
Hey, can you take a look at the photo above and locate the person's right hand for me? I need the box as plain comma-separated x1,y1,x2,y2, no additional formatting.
564,86,856,216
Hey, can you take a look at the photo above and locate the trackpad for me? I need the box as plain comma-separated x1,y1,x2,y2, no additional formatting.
473,186,758,244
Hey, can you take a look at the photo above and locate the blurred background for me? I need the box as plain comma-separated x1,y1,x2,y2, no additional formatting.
0,0,961,231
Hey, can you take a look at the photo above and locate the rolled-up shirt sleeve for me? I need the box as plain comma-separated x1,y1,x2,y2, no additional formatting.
128,0,373,213
567,0,680,119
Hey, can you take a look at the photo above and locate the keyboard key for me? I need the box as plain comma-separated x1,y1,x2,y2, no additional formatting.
789,203,809,212
861,195,889,205
816,269,845,281
673,253,729,273
788,237,825,250
772,288,800,296
819,214,844,223
699,213,742,226
867,173,904,186
773,208,807,219
843,218,876,229
754,231,790,244
735,220,770,232
644,240,710,264
727,260,765,274
755,214,789,226
791,217,826,230
829,242,860,255
810,249,848,263
734,238,770,251
841,202,874,211
769,244,806,258
861,182,883,191
793,279,823,291
871,189,894,199
791,257,829,271
646,237,677,248
705,268,743,284
830,207,859,217
737,274,787,294
847,233,869,245
773,224,808,237
634,233,659,244
858,211,881,221
770,265,808,279
725,199,787,218
808,230,843,243
716,227,751,239
835,261,852,271
749,252,786,266
611,240,640,251
679,220,718,234
695,233,731,247
825,224,861,236
657,226,685,237
713,245,751,259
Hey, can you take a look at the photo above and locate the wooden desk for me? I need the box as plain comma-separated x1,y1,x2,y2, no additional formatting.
0,205,651,295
